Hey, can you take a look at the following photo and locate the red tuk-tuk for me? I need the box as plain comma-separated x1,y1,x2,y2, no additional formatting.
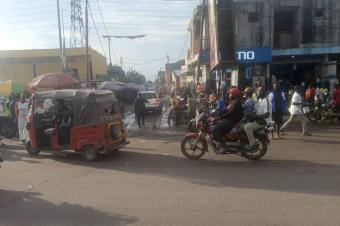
26,89,127,161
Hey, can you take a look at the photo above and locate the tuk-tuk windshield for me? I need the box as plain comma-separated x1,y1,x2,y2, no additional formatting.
34,98,58,114
34,98,72,114
78,93,121,125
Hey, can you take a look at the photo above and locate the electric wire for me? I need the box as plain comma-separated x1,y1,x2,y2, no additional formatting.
96,0,119,63
88,2,107,58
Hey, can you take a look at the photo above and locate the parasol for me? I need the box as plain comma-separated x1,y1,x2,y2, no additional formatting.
26,73,79,90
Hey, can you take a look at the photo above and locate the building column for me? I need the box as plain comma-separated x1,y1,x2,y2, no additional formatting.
231,66,238,87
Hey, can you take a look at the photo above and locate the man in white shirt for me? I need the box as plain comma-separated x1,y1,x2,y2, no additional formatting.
281,86,311,136
243,87,272,150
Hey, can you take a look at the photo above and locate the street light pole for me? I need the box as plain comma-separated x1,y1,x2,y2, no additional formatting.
103,36,112,67
57,0,64,72
103,34,147,68
85,0,89,85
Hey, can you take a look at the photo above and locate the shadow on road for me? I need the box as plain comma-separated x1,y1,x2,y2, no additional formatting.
0,143,42,164
2,123,340,198
0,190,137,226
4,145,339,197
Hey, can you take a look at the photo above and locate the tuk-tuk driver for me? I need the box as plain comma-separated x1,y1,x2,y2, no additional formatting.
59,109,72,146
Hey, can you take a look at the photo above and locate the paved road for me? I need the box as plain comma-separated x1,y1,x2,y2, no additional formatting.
1,122,340,226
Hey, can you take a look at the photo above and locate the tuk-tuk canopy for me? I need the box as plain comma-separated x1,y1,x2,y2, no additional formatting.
33,89,121,125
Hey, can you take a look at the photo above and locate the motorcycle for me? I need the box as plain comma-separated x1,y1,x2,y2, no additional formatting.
181,110,273,160
187,105,211,133
169,97,188,127
305,101,340,123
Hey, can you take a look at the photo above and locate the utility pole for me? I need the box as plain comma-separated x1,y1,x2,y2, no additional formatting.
85,0,89,84
61,8,67,70
120,57,123,69
57,0,64,72
103,36,112,67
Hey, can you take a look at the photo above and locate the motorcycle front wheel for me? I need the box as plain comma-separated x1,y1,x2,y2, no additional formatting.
181,136,207,160
243,136,267,160
307,108,321,122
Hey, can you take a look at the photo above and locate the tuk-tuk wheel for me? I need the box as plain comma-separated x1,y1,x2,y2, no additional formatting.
82,145,98,162
26,142,40,156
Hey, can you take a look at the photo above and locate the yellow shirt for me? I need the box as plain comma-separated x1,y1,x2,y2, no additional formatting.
170,97,178,109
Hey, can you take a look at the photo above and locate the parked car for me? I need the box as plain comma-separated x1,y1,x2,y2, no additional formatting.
140,91,162,114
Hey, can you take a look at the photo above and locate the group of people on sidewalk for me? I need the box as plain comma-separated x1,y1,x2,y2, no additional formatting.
1,93,30,143
133,80,340,150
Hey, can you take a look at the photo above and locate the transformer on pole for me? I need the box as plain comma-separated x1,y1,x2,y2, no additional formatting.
70,0,85,48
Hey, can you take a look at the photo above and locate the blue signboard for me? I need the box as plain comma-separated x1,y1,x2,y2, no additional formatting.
236,46,272,64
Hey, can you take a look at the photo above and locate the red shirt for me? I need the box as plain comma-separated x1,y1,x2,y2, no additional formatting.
332,88,340,105
305,88,315,102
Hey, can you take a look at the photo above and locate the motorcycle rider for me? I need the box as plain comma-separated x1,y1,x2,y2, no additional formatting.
243,86,272,150
211,87,244,154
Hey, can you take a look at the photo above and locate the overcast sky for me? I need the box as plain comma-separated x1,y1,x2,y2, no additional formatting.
0,0,199,80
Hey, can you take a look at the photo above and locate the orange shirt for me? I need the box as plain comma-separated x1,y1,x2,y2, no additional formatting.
305,88,315,102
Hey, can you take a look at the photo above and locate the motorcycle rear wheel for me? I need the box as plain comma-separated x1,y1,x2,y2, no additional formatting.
181,136,207,160
243,136,267,160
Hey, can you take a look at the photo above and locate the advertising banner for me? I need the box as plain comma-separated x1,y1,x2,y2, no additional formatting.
236,47,272,64
208,0,219,69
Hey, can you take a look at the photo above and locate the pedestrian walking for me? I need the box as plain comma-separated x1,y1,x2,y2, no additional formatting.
15,94,29,143
281,86,311,136
268,82,287,138
134,93,146,128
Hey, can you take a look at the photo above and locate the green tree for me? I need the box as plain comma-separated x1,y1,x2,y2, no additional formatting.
107,65,125,82
125,70,146,85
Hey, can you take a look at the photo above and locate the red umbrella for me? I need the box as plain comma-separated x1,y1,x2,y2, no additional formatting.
27,73,79,90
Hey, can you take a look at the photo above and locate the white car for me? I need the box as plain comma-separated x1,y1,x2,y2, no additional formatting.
140,91,162,114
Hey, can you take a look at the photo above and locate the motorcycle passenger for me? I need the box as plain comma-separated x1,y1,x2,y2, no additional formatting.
243,86,272,150
211,87,244,154
243,87,255,114
252,79,263,103
168,93,178,125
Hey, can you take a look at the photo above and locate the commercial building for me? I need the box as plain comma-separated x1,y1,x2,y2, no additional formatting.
206,0,340,92
0,48,107,85
165,59,185,95
182,3,210,89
